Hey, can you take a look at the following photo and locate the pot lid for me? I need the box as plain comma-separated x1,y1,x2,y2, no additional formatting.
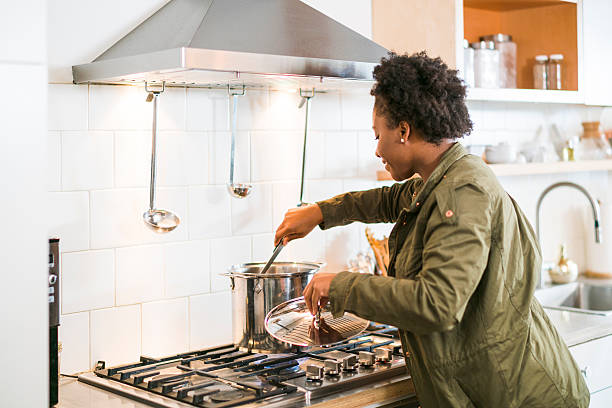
72,0,389,91
265,296,369,347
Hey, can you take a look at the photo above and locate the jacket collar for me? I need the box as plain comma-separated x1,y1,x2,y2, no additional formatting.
408,142,468,212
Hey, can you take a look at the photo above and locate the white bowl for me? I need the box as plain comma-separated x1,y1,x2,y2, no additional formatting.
485,144,516,164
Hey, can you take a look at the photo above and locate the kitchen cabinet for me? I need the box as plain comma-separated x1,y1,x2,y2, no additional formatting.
590,386,612,408
569,335,612,395
372,0,591,104
583,0,612,106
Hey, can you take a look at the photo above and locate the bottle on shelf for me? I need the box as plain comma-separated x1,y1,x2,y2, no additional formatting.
575,121,612,160
463,39,475,88
547,54,564,90
480,34,516,89
533,55,549,89
472,41,500,89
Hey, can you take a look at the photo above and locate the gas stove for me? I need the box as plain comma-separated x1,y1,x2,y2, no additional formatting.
78,326,408,408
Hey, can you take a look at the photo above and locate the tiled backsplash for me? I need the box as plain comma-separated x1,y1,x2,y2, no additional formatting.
49,83,611,374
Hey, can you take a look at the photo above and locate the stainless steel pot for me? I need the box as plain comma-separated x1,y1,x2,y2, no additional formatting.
222,262,322,353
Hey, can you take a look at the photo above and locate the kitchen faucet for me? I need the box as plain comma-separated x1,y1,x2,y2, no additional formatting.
535,181,601,288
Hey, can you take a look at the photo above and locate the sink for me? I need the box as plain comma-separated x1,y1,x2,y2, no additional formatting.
535,282,612,316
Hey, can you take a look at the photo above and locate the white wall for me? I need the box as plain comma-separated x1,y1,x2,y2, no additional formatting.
1,1,49,407
46,1,612,375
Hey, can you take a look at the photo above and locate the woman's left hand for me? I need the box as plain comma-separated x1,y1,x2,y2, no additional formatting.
303,272,336,315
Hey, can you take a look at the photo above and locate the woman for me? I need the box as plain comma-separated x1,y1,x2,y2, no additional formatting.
274,52,589,407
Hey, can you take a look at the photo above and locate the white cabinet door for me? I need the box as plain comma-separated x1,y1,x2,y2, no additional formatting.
569,335,612,393
583,0,612,106
590,386,612,408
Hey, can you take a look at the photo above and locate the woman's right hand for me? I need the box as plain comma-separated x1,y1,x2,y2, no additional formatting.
274,204,323,245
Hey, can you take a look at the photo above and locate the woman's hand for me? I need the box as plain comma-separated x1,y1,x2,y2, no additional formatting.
303,272,336,315
274,204,323,245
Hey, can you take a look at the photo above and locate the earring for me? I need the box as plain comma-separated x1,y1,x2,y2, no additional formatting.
400,138,405,143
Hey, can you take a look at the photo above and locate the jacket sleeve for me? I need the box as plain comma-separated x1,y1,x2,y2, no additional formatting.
328,182,493,335
316,179,421,229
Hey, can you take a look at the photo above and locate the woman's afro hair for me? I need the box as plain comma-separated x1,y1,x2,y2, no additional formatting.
371,51,473,144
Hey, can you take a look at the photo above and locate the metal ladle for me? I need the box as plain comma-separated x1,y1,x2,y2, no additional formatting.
227,85,252,198
142,82,180,233
297,88,315,207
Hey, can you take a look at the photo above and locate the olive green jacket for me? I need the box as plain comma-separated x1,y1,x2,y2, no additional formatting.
317,143,589,408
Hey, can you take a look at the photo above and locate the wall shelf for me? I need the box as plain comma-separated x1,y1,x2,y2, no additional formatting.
376,160,612,181
489,160,612,176
466,88,583,104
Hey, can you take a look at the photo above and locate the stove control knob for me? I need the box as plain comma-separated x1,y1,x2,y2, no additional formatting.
359,351,375,367
375,348,393,363
341,355,359,371
306,364,324,381
324,359,341,376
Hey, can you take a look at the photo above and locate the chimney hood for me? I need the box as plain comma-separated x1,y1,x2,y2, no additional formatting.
72,0,389,91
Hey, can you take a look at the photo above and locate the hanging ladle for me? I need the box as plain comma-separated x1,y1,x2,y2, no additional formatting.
227,85,252,198
142,81,180,233
297,88,315,207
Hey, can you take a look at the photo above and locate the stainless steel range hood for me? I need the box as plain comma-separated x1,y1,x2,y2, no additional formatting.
72,0,389,90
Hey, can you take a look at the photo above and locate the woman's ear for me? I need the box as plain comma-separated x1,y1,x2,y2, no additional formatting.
400,121,411,138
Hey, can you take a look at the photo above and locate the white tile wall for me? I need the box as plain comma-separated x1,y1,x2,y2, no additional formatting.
48,84,88,131
89,85,150,130
116,245,164,305
209,130,250,185
90,187,188,248
190,292,233,349
49,82,612,373
356,130,377,174
115,131,209,188
189,185,232,239
142,298,189,357
341,90,374,130
251,131,302,181
230,183,273,235
61,250,115,313
48,191,90,252
59,312,90,374
91,305,141,368
186,88,227,132
209,236,252,293
164,240,210,298
325,131,359,178
62,131,114,190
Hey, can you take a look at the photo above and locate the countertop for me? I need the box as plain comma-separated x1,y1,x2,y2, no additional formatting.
543,308,612,347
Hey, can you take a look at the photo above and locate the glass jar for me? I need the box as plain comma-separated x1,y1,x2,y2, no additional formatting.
575,121,612,160
472,41,500,88
533,55,548,89
547,54,563,90
463,39,475,88
480,34,516,88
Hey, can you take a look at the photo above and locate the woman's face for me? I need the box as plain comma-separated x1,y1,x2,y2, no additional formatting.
373,109,414,181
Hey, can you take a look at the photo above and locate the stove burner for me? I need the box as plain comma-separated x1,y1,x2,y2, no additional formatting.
209,389,246,402
79,326,403,408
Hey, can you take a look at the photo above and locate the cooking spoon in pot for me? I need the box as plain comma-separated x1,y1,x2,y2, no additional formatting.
259,237,286,275
143,82,180,233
